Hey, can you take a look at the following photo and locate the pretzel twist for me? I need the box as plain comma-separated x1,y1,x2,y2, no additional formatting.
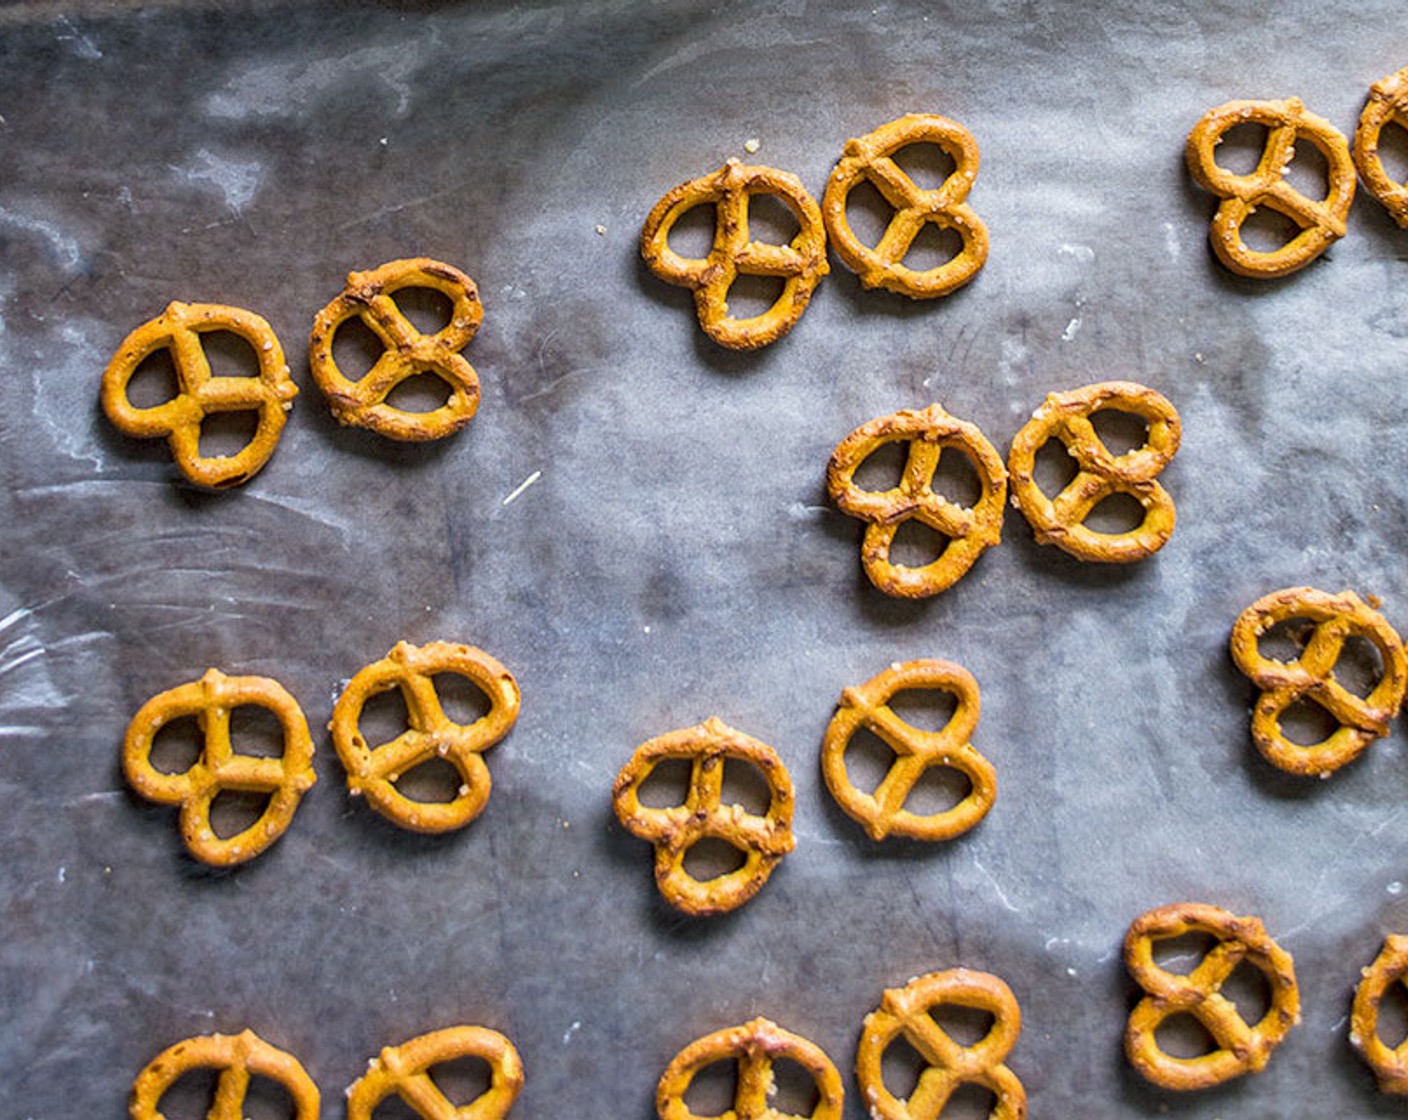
1124,902,1300,1090
1354,66,1408,228
346,1026,525,1120
822,660,995,841
1352,934,1408,1094
309,258,483,440
613,717,795,916
331,640,520,833
101,301,297,488
657,1017,844,1120
1186,97,1356,278
857,970,1026,1120
640,158,828,349
1007,381,1181,563
827,403,1007,598
823,113,989,298
129,1029,319,1120
122,669,316,866
1230,587,1407,776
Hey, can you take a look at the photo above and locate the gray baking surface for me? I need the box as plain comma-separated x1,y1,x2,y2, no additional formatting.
4,1,1408,1117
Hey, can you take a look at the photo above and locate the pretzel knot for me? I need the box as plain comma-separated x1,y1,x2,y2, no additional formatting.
1354,66,1408,228
657,1017,844,1120
101,301,297,488
822,660,995,841
1124,902,1300,1091
612,717,795,916
857,970,1026,1120
309,257,483,440
346,1026,525,1120
1229,586,1407,776
331,640,521,833
1186,97,1356,278
823,113,989,299
1007,381,1181,563
129,1029,319,1120
640,158,828,350
826,403,1007,598
122,669,316,866
1352,934,1408,1094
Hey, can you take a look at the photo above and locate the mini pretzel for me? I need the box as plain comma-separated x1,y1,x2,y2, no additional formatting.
1354,66,1408,227
347,1026,525,1120
1124,901,1300,1090
1352,934,1408,1094
101,301,297,488
857,970,1026,1120
1229,586,1407,776
822,660,995,841
612,717,795,916
1186,97,1356,278
640,158,829,349
331,640,520,833
1007,381,1181,563
823,113,989,298
129,1028,319,1120
309,257,483,440
826,403,1007,598
657,1017,844,1120
122,669,317,866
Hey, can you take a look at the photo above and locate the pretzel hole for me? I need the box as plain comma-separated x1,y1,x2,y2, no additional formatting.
1221,959,1273,1026
426,1054,494,1109
331,314,385,383
1256,618,1313,663
355,686,413,751
635,756,693,808
208,788,272,840
888,688,959,733
198,409,260,465
385,371,454,414
148,714,203,775
1238,204,1305,252
682,836,748,882
390,286,455,336
721,757,773,815
1082,491,1146,535
888,519,952,570
843,179,896,246
748,193,802,245
393,756,463,803
1213,122,1271,176
240,1074,300,1120
1153,1012,1219,1059
1375,119,1408,186
229,704,286,758
905,766,974,816
432,673,492,725
843,728,900,795
370,1093,425,1120
125,346,181,408
198,329,261,379
682,1057,737,1117
724,273,787,321
902,223,964,271
1032,439,1079,495
664,202,718,260
1372,976,1408,1048
1090,409,1149,456
891,142,959,191
852,440,908,492
937,1083,1000,1120
929,1003,997,1048
1333,635,1388,699
149,1064,221,1119
880,1033,926,1099
1283,139,1332,204
769,1056,821,1116
1152,930,1218,974
1274,696,1339,747
932,448,983,508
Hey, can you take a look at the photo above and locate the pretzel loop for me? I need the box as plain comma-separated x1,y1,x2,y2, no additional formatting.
1124,902,1300,1090
823,113,989,298
1352,934,1408,1094
129,1029,319,1120
1354,67,1408,227
1229,586,1407,775
346,1026,525,1120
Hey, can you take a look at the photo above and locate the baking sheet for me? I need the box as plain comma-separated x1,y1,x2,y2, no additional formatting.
4,1,1408,1116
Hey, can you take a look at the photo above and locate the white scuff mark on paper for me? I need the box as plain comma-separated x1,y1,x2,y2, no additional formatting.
57,867,65,883
207,42,422,120
971,857,1019,913
1389,881,1403,895
787,501,829,521
1058,242,1094,264
0,209,85,271
55,15,103,59
562,1020,581,1044
501,471,542,506
1163,221,1181,259
1061,317,1082,342
175,149,264,212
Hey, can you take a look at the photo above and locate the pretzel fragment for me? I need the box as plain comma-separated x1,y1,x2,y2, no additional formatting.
640,158,828,349
1352,933,1408,1094
122,669,317,866
1229,586,1407,775
1354,66,1408,227
331,640,520,833
826,403,1007,598
1186,97,1356,277
822,659,995,841
309,257,483,440
1124,901,1300,1090
823,113,989,298
1007,381,1180,563
613,717,795,916
657,1017,843,1120
857,970,1026,1120
101,301,297,488
129,1028,319,1120
347,1025,524,1120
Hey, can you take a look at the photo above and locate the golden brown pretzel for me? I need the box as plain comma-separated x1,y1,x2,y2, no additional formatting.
822,113,989,299
657,1017,844,1120
129,1028,319,1120
1229,586,1407,776
822,659,995,841
1354,66,1408,227
612,717,795,916
1007,381,1181,563
309,258,483,440
857,970,1026,1120
1352,933,1408,1094
1124,902,1300,1090
826,403,1007,598
122,669,317,866
1185,97,1356,278
330,640,520,833
101,301,297,488
640,158,829,349
346,1026,525,1120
